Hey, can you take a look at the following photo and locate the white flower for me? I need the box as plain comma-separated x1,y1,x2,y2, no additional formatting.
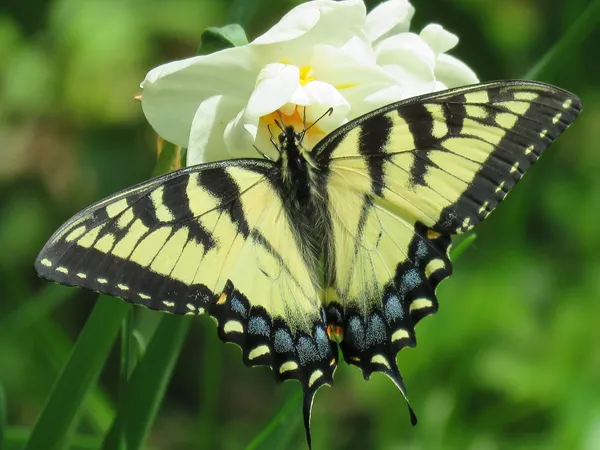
141,0,478,166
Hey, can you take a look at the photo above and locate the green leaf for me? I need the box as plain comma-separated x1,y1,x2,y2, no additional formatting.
198,24,249,55
525,0,600,80
101,315,191,450
450,233,477,261
24,297,131,450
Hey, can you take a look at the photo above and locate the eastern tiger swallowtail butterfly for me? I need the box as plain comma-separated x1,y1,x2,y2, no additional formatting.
35,80,581,448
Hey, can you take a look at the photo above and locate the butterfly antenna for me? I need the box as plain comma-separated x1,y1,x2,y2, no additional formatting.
300,107,334,142
267,124,282,154
253,144,273,161
275,109,287,130
302,106,307,133
273,109,287,138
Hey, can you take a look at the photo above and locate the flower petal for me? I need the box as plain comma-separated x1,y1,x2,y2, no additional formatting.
298,80,350,130
252,0,365,45
223,107,271,160
246,63,300,117
375,32,435,71
252,0,367,66
363,84,405,107
311,44,399,114
419,24,459,56
141,46,256,147
375,33,437,97
365,0,415,43
187,95,245,165
337,35,377,66
435,53,479,88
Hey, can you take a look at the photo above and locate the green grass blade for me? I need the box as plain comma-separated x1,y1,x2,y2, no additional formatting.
0,280,114,435
525,0,600,80
4,427,101,450
246,392,302,450
0,382,6,450
117,309,135,450
24,296,130,450
450,233,477,261
33,315,115,434
197,322,221,448
120,310,135,385
101,315,191,450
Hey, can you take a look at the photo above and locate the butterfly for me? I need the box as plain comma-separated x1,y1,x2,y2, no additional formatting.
35,81,581,448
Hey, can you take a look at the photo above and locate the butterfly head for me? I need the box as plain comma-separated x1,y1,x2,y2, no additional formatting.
278,125,304,151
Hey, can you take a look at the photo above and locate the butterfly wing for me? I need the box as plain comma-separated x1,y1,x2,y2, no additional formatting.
35,159,337,397
314,81,581,413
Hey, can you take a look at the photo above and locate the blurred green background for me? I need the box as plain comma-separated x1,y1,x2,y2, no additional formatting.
1,0,599,449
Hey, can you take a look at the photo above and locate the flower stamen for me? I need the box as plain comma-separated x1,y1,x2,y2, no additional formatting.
260,105,326,149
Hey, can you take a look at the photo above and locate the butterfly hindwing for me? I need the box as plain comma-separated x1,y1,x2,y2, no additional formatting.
315,81,581,404
35,159,337,393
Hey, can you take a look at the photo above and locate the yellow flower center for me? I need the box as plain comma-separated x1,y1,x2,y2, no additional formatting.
299,65,315,86
257,64,326,150
259,105,326,151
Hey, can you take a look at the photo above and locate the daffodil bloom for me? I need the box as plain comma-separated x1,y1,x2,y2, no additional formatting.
141,0,478,165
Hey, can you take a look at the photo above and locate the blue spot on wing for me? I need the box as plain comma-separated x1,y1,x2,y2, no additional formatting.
385,294,403,322
366,315,386,347
398,268,421,294
347,317,366,351
315,327,330,357
230,296,247,318
248,317,270,337
415,240,428,259
297,337,319,364
274,329,294,353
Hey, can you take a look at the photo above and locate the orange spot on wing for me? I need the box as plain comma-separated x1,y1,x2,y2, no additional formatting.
426,229,441,240
216,292,227,305
326,324,344,341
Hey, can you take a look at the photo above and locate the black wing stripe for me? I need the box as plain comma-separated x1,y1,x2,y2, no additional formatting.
358,114,391,196
199,167,251,238
441,93,467,135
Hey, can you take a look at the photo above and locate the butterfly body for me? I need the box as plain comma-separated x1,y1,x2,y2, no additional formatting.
35,81,581,448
